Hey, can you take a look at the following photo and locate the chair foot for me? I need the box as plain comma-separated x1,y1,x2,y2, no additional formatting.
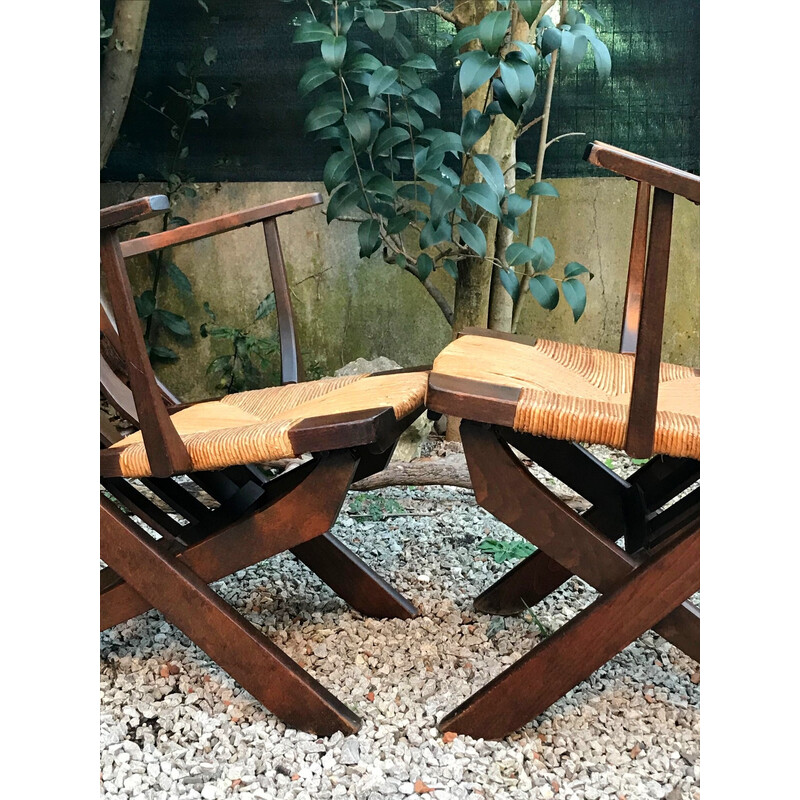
440,524,700,739
102,496,361,736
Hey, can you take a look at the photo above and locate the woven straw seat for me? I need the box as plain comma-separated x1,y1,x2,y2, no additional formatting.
108,371,427,478
431,334,699,459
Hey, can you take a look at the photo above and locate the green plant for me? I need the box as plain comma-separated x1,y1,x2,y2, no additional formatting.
348,493,407,520
288,1,611,333
522,599,551,638
479,537,536,563
201,295,282,393
131,32,240,365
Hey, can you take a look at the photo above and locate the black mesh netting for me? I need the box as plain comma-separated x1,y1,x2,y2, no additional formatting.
101,0,698,183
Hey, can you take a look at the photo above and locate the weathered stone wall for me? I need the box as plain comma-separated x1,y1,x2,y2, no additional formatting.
100,179,699,401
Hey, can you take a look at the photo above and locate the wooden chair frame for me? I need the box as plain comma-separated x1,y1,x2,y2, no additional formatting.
427,142,700,739
100,193,422,736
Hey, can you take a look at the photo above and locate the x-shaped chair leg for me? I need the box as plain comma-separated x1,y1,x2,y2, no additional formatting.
438,422,700,737
465,424,699,660
440,517,699,738
101,451,417,629
101,494,361,736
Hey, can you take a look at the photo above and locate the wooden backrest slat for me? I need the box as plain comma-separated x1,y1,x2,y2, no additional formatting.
583,142,699,459
263,218,304,384
619,181,652,355
100,218,192,477
119,193,323,259
623,188,675,458
585,141,699,204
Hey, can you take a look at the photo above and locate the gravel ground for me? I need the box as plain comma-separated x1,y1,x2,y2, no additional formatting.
100,449,700,800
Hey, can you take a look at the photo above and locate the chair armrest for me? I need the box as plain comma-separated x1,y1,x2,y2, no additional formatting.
101,195,170,230
584,142,700,204
119,192,323,258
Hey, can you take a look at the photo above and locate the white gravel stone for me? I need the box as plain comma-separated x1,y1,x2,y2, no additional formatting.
101,465,698,800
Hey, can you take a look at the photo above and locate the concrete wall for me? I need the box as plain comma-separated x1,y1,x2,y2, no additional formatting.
100,179,699,401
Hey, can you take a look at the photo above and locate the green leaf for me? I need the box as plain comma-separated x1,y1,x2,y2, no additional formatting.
559,30,589,71
208,326,238,339
506,242,536,266
499,267,520,302
459,51,500,96
564,261,592,278
203,46,218,66
135,290,156,319
358,219,382,258
202,301,216,322
321,35,347,69
326,182,361,223
416,253,434,281
394,31,416,60
460,109,491,152
532,236,556,271
506,193,531,217
344,111,372,148
590,36,611,84
207,355,233,375
461,182,502,219
515,161,533,176
477,10,511,54
429,186,460,223
403,53,437,70
377,10,396,39
393,107,425,132
492,78,521,124
419,218,451,250
345,52,382,72
293,21,333,43
562,278,587,321
409,87,441,117
298,65,337,96
540,27,562,56
442,259,458,279
254,292,276,321
422,129,464,154
499,53,536,106
398,183,431,205
364,172,396,199
529,274,559,309
397,65,422,90
471,153,505,200
516,0,542,26
459,220,487,258
323,151,355,192
452,26,480,51
368,65,399,98
512,40,539,67
386,214,411,234
150,345,179,362
581,3,605,26
166,262,192,297
364,8,386,32
528,181,559,197
373,126,410,156
156,309,192,337
304,104,342,133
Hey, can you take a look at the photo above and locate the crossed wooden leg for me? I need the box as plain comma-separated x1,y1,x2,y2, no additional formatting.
438,422,700,738
101,494,361,736
470,427,700,661
101,450,417,630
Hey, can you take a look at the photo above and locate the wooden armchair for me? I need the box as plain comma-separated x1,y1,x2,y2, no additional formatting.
100,193,427,736
425,142,700,738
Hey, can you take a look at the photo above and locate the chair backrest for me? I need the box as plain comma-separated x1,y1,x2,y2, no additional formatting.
100,192,323,477
583,141,700,458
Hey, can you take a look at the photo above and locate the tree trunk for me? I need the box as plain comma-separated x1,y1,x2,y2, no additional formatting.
100,0,151,169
